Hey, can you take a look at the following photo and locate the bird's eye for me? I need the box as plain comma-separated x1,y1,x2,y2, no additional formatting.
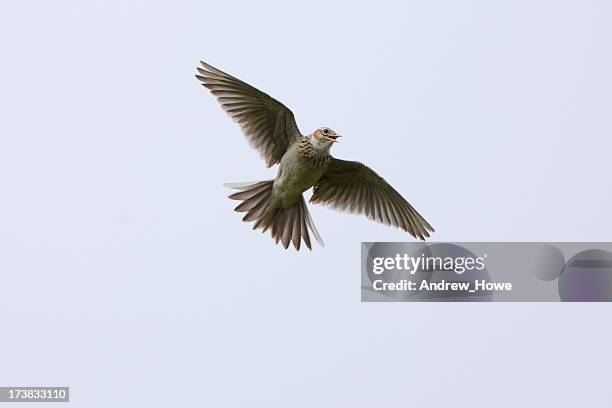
323,128,329,135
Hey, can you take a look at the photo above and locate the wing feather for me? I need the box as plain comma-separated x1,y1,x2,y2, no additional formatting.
311,158,434,240
196,61,302,167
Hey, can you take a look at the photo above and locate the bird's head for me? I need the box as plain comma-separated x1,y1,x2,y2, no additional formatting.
310,127,341,151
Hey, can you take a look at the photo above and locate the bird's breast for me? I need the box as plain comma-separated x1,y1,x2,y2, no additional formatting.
272,147,328,209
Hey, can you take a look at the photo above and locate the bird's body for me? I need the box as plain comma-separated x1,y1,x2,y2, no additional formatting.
274,136,330,209
196,61,435,250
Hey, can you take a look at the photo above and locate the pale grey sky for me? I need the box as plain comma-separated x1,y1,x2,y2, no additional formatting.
1,0,611,406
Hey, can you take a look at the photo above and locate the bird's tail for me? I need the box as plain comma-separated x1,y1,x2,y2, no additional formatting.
224,181,324,250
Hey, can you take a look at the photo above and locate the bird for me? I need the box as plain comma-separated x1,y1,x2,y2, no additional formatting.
195,61,434,250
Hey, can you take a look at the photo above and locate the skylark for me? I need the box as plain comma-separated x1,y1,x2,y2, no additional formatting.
196,61,434,250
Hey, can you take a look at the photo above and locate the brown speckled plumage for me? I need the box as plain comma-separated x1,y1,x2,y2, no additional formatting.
196,61,434,250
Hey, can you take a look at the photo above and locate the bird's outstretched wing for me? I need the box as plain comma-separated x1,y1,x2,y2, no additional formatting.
196,61,302,167
311,158,434,240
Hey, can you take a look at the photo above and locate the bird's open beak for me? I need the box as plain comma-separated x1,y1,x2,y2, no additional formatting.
327,134,341,143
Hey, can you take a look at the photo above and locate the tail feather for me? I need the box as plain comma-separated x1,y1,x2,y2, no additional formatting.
291,207,301,250
304,203,324,247
228,183,270,201
223,181,264,190
241,197,269,222
234,187,270,212
298,204,311,249
225,180,324,250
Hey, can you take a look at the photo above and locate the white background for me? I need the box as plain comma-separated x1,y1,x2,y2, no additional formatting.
1,1,611,406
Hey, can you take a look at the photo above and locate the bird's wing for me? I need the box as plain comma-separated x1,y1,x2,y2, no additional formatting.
310,158,435,240
196,61,302,167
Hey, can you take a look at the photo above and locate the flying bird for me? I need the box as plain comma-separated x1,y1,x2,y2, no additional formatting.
196,61,434,250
